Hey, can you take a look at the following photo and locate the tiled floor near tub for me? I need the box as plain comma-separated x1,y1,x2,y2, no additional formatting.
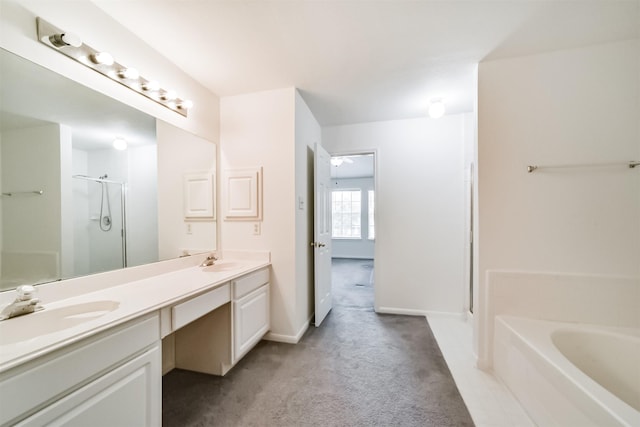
427,315,534,427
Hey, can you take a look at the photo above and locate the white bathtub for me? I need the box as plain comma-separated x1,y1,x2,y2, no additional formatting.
494,315,640,427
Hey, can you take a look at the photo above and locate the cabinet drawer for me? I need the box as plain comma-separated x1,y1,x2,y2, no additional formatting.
232,268,269,299
172,283,230,330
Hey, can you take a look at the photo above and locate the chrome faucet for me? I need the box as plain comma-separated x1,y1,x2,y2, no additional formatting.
199,254,218,267
0,285,44,321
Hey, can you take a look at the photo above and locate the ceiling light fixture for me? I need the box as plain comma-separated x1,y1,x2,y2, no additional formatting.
36,17,193,117
331,158,344,167
428,99,446,119
113,137,128,150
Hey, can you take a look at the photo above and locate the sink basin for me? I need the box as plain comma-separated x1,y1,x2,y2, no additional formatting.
202,261,245,272
0,300,119,345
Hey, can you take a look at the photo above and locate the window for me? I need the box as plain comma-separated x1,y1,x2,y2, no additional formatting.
332,190,361,238
368,190,375,239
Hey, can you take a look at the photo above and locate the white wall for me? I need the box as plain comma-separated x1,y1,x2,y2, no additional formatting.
323,114,468,315
294,90,322,333
220,88,320,341
221,88,298,339
157,121,217,260
475,39,640,367
1,124,66,283
72,149,90,276
331,177,375,259
127,145,159,267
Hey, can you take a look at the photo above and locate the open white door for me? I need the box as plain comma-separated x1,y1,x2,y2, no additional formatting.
313,143,332,326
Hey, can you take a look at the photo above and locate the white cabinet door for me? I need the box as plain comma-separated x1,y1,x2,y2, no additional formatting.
233,284,270,363
17,346,161,427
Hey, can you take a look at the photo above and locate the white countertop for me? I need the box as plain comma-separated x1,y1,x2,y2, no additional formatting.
0,254,270,372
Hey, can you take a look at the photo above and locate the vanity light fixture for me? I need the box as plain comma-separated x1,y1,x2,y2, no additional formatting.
36,17,193,117
49,32,82,48
178,100,194,110
118,67,140,80
428,99,446,119
89,51,114,66
112,137,128,151
161,89,177,101
142,80,160,92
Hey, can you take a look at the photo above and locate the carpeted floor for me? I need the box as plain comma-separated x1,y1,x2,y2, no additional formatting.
162,258,474,426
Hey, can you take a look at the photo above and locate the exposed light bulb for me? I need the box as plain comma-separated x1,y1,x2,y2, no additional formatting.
161,90,177,101
113,137,128,150
428,99,446,119
118,67,139,80
178,99,194,110
142,80,160,91
90,51,114,66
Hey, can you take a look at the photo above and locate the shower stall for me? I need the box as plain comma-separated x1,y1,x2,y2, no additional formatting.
72,174,127,275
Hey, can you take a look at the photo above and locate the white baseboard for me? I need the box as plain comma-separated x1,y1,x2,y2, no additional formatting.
376,306,428,316
425,310,467,319
377,307,464,319
263,314,313,344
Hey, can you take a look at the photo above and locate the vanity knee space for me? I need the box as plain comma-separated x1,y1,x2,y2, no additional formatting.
161,267,270,377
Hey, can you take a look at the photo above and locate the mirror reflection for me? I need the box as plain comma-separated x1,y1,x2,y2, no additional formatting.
0,48,158,290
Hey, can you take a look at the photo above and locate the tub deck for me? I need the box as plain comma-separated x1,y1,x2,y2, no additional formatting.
493,315,640,427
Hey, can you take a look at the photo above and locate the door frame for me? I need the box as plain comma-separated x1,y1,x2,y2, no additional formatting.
326,148,378,310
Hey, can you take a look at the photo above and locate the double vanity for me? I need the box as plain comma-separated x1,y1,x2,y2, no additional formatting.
0,252,271,426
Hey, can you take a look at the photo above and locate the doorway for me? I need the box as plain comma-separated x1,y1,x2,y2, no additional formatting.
329,153,376,311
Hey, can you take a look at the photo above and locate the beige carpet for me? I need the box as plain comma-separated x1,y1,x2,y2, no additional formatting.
162,258,474,426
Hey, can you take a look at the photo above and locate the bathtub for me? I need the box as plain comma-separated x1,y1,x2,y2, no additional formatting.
494,315,640,427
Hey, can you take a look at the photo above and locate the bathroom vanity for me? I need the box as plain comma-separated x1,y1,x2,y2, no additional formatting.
0,253,270,426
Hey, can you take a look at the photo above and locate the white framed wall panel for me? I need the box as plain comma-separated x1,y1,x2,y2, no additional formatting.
183,172,215,219
224,167,262,220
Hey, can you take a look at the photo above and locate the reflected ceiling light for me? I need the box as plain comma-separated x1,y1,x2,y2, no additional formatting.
36,17,193,117
331,158,344,167
49,32,82,48
89,51,114,66
113,137,128,150
428,99,446,119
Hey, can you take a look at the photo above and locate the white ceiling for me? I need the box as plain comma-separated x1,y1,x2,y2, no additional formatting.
93,0,639,126
331,154,374,179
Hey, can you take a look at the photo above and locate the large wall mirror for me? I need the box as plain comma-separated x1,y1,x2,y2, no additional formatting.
0,48,216,291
